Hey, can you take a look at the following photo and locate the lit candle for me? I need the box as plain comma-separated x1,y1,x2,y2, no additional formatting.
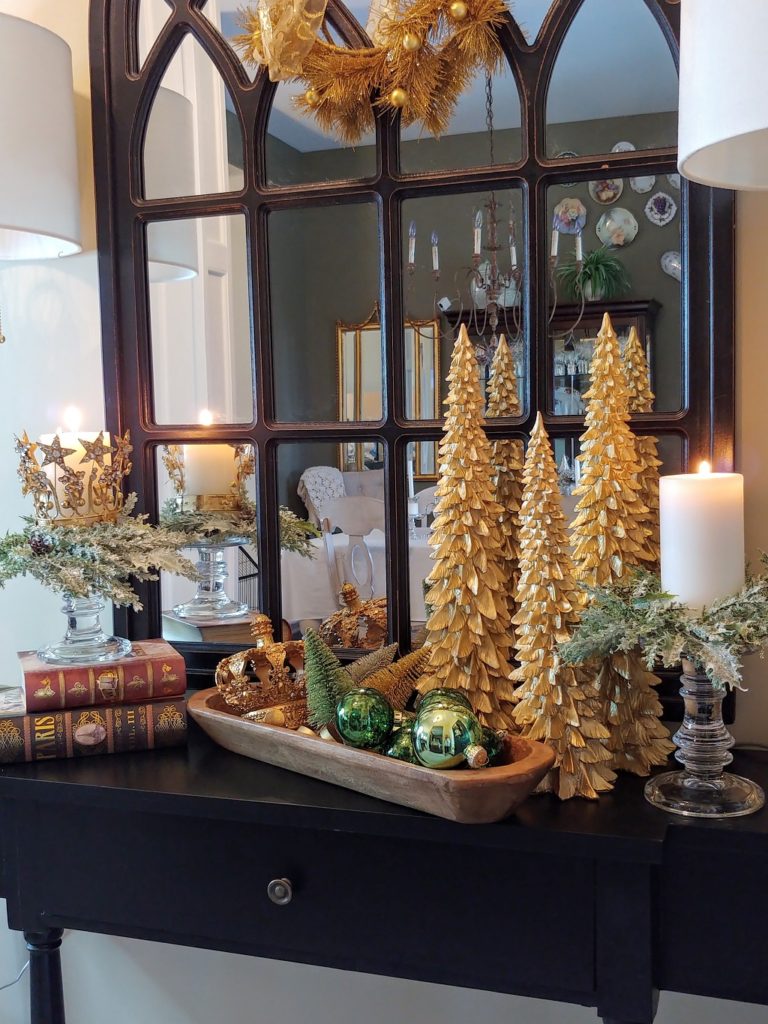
550,228,559,259
575,231,583,263
183,411,236,495
39,407,111,520
660,461,745,610
431,231,439,273
406,451,415,499
408,220,416,266
473,210,482,257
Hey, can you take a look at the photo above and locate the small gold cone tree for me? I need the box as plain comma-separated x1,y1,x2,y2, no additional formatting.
486,335,525,610
623,325,661,566
571,313,672,775
418,324,516,730
511,413,616,799
571,312,654,585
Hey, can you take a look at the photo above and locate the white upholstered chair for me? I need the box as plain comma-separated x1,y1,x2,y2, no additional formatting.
320,495,386,602
297,466,345,525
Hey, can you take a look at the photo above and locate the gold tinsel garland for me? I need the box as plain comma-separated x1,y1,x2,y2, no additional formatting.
235,0,507,144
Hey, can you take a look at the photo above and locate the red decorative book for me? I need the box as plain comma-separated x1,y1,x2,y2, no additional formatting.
18,640,186,712
0,699,188,764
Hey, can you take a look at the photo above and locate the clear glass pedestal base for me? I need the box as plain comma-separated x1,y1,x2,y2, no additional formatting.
644,770,765,818
173,540,248,622
644,660,765,819
38,594,132,665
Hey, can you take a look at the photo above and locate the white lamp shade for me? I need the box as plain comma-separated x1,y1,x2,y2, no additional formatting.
144,87,199,282
0,15,81,260
679,0,768,190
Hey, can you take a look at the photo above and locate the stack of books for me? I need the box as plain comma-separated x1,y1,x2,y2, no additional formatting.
0,640,188,764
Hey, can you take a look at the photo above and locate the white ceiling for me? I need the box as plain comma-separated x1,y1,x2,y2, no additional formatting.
218,0,678,152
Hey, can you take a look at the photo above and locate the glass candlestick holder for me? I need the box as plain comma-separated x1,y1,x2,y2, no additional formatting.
173,536,248,621
39,593,132,665
645,658,765,818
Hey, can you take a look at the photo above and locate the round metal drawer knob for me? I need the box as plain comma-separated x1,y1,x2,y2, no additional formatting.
267,878,293,906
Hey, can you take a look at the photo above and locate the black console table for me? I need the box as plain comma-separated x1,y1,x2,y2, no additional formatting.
1,722,766,1024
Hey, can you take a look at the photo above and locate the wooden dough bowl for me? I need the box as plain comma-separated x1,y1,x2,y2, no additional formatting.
189,689,555,824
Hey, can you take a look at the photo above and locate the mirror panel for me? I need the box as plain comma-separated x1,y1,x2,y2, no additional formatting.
546,0,678,158
400,64,522,174
547,175,682,415
148,213,253,425
143,34,244,199
512,0,556,43
404,440,439,642
269,203,381,422
402,187,526,415
158,442,260,645
279,440,389,648
266,80,376,186
137,0,172,68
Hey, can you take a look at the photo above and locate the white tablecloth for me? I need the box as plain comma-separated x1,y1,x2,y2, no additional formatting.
281,529,432,624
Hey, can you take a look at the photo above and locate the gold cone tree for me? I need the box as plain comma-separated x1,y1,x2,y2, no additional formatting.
571,312,654,586
511,413,616,799
623,325,661,566
486,335,525,607
418,324,516,731
571,314,672,775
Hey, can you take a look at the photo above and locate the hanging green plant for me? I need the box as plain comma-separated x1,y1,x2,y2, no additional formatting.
556,247,631,302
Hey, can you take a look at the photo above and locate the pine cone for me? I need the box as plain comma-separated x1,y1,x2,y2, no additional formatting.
28,530,53,556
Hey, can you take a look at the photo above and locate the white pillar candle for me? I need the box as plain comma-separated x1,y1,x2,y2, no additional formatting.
660,462,745,610
184,443,236,495
39,408,111,519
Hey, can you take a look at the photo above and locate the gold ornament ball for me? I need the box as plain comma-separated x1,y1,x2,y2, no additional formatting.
448,0,468,19
304,88,321,108
402,32,421,51
390,88,409,109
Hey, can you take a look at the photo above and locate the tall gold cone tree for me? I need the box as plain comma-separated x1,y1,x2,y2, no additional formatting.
418,324,516,730
571,312,654,586
511,413,616,799
623,325,661,566
571,314,672,775
486,336,525,607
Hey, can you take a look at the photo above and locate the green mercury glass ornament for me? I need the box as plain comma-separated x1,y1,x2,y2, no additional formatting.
384,725,420,764
393,709,416,728
335,687,394,750
416,687,473,713
413,704,487,769
481,726,507,766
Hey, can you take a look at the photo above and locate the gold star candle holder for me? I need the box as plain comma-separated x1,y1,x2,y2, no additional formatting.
16,429,132,527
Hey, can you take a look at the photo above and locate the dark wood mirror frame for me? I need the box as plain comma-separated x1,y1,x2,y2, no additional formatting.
89,0,735,710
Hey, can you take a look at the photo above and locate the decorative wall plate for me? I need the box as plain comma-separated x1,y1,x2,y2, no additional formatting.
588,178,624,205
552,196,587,234
611,140,636,153
661,250,682,282
666,173,681,190
630,174,656,194
645,191,677,226
595,208,638,248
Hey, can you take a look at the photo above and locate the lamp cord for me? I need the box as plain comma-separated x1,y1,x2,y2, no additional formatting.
0,960,29,993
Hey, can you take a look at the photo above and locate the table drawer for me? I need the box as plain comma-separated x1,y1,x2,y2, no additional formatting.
12,804,596,998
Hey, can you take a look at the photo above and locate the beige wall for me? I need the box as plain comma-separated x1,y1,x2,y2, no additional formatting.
0,3,765,1021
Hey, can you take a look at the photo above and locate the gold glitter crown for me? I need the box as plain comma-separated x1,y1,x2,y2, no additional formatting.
15,430,132,527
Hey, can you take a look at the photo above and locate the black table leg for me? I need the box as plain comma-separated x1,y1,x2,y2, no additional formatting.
24,929,65,1024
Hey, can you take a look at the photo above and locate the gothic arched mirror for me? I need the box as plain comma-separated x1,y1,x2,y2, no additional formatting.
90,0,734,681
